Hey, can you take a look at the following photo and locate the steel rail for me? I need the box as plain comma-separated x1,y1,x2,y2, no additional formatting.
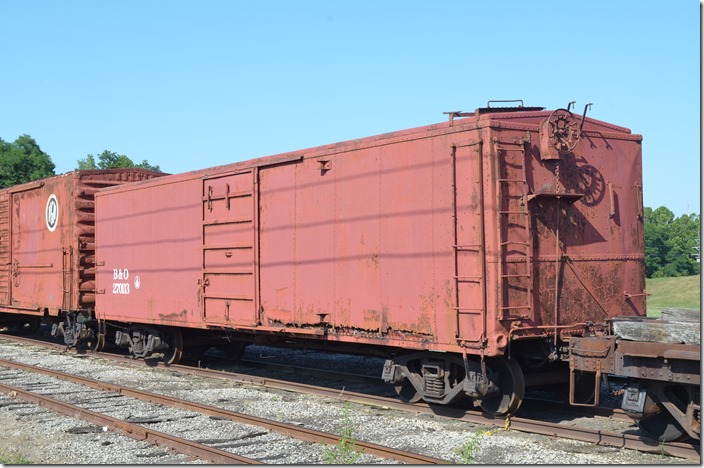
0,380,258,464
0,357,447,465
426,406,699,460
164,356,702,461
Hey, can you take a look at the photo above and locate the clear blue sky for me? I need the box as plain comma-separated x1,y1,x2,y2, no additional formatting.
1,0,700,216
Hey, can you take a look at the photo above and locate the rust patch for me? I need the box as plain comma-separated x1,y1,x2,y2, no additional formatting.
362,308,381,322
380,305,390,332
443,280,453,309
158,309,187,321
368,253,380,267
415,312,433,335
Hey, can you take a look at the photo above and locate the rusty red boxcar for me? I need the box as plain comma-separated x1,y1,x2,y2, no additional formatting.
0,169,163,343
94,104,647,415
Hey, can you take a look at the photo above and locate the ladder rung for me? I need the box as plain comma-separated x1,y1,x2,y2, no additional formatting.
499,211,528,215
500,241,529,246
453,244,481,250
501,305,531,310
501,274,531,278
455,276,482,281
453,307,483,313
495,147,525,152
498,179,527,183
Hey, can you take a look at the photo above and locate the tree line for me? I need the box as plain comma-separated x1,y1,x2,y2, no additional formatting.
644,206,699,278
0,134,160,190
0,134,699,279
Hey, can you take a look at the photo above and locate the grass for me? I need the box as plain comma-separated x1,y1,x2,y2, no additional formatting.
454,431,483,464
322,403,362,464
646,274,700,317
0,449,32,464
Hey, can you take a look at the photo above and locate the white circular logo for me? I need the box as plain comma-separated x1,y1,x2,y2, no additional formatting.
46,194,58,232
134,276,141,290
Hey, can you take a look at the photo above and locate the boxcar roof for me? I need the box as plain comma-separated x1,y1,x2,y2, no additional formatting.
94,109,638,196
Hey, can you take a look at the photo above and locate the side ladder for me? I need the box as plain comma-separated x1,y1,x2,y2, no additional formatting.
450,140,487,346
494,138,533,319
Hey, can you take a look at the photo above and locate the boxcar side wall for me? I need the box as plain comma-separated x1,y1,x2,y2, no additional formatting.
95,126,486,352
95,177,204,326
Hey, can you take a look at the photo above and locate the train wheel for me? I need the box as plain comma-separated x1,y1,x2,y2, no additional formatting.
479,357,525,416
162,327,183,366
88,332,106,353
638,391,687,442
85,321,105,353
638,405,686,442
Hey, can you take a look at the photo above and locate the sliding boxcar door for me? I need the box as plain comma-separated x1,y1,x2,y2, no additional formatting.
201,171,257,326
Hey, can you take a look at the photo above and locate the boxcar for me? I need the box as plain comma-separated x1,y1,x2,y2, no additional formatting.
93,104,647,416
0,169,163,343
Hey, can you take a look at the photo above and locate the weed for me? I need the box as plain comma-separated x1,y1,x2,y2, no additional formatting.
0,449,32,465
455,431,483,464
323,403,363,464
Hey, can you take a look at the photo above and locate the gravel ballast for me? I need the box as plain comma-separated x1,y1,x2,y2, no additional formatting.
0,338,695,464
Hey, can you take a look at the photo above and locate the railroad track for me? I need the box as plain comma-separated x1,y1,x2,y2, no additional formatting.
0,355,445,464
0,332,634,412
0,333,700,462
186,367,699,460
0,377,258,464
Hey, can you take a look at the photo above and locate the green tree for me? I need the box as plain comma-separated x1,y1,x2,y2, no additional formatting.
644,206,700,278
662,213,700,277
77,150,160,172
0,135,56,188
644,206,671,278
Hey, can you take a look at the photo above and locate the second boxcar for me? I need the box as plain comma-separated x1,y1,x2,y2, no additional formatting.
0,169,163,342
